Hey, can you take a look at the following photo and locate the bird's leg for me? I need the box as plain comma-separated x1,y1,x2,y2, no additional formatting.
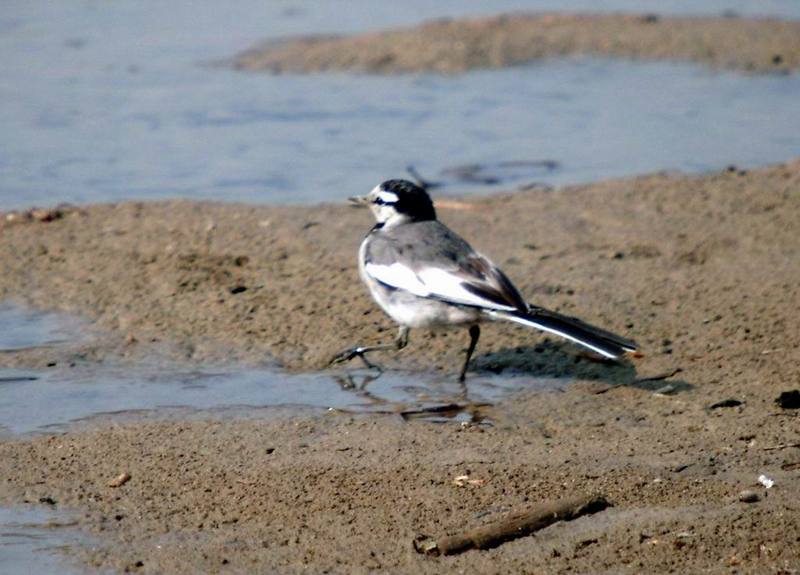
330,326,409,370
459,325,481,382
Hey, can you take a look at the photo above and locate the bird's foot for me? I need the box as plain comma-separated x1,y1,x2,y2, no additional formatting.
329,346,383,371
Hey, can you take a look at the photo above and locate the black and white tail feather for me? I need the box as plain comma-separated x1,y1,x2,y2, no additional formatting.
490,306,638,359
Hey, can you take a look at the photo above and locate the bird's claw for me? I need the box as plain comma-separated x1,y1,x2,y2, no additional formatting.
329,346,382,371
329,347,362,365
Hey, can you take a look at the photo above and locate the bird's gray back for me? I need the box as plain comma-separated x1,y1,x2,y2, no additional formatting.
364,220,475,270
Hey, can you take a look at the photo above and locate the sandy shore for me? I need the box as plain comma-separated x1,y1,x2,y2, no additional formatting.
233,13,800,74
1,161,799,573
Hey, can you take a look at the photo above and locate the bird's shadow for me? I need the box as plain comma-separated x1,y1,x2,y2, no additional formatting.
470,340,692,394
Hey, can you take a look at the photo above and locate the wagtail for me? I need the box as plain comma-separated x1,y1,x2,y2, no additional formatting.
332,179,638,381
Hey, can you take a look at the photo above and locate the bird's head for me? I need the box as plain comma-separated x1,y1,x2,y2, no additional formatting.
349,179,437,228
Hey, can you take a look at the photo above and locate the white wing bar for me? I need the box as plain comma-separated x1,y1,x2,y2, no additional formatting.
365,262,517,311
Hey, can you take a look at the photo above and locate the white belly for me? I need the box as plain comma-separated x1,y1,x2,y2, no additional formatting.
379,292,481,328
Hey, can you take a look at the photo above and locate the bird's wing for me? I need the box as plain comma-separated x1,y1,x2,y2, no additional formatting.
363,223,528,312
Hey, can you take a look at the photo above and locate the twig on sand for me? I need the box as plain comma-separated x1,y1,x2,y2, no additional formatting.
414,493,610,556
763,443,800,451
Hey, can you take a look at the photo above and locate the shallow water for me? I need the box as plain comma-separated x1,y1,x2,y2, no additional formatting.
0,303,86,352
0,506,85,575
0,303,559,435
2,2,800,209
0,364,555,436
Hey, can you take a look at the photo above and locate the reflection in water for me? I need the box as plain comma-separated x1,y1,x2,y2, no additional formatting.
333,371,495,425
334,372,391,408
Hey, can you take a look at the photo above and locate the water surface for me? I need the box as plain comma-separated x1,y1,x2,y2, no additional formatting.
0,302,560,435
0,303,86,351
0,364,557,436
1,1,799,208
0,506,85,575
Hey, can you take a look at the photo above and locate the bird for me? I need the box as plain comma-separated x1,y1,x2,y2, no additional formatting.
331,179,638,381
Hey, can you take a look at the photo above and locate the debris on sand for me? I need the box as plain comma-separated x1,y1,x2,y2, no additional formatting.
414,494,610,556
108,472,131,488
775,390,800,409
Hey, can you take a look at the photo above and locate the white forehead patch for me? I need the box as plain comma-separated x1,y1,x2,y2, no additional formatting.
376,190,399,204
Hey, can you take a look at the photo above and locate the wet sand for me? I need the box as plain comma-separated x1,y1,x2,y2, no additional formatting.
234,13,800,74
1,161,799,573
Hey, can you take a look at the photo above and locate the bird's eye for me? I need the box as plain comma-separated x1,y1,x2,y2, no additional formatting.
374,198,386,205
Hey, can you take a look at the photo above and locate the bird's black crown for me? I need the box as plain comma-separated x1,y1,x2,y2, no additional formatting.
379,179,437,222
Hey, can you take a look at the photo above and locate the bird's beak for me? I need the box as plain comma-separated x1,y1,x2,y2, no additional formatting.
348,195,369,207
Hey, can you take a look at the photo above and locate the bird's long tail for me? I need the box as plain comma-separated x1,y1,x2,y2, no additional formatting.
491,306,638,359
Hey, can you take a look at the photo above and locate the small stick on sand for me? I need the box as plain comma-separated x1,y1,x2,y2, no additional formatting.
763,442,800,451
415,493,610,556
